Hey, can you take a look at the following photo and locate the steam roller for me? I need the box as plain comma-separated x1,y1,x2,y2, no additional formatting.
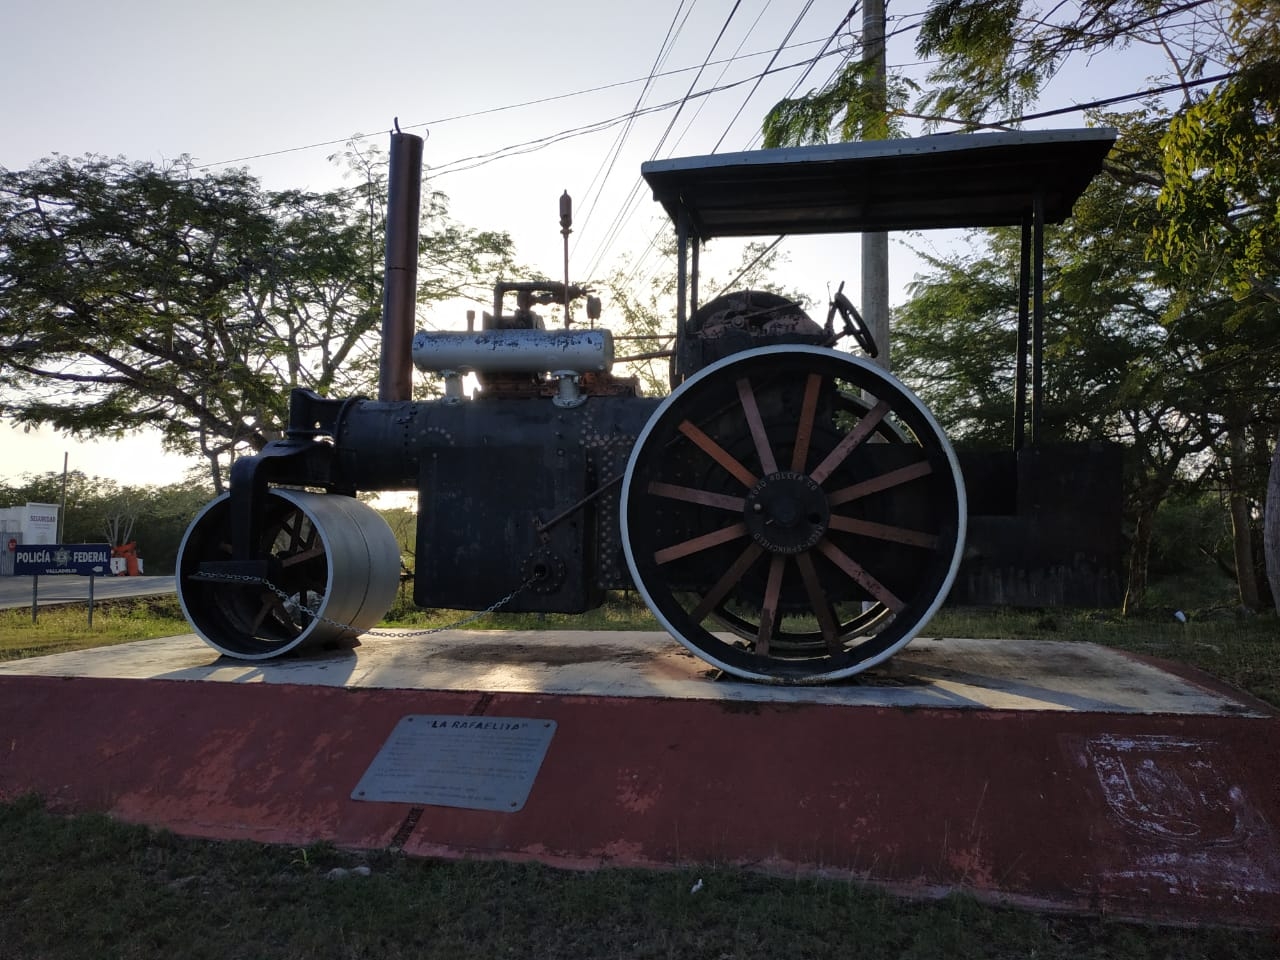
178,126,1123,683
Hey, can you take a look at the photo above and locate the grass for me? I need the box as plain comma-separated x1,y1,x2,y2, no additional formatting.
0,794,1274,960
382,587,662,632
0,597,191,662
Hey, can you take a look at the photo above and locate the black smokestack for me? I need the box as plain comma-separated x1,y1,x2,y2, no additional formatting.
379,128,424,402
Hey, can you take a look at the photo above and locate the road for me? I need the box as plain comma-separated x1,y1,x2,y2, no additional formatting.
0,574,176,610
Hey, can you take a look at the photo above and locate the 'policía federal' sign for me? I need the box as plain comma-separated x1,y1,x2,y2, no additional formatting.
14,544,112,576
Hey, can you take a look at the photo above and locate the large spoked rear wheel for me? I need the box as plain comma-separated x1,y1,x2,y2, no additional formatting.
621,345,966,683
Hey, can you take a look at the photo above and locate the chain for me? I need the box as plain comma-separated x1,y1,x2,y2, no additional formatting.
193,571,532,639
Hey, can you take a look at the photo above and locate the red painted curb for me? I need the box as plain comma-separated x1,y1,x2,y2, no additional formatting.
1,675,1277,928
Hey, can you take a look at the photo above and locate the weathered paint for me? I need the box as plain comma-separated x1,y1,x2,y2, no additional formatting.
1,673,1276,928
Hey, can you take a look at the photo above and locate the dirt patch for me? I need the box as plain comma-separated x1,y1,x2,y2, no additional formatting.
432,642,653,667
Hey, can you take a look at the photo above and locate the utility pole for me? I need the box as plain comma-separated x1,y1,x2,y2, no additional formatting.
862,0,890,370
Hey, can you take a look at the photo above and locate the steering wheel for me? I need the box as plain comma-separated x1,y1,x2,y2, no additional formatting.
826,281,879,358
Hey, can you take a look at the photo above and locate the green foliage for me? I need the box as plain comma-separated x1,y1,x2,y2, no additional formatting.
1155,5,1280,302
914,0,1038,124
912,0,1234,127
1146,491,1240,608
0,157,367,478
765,0,1239,140
0,471,213,573
763,62,917,147
894,242,1023,445
381,590,660,631
893,106,1280,610
0,149,516,488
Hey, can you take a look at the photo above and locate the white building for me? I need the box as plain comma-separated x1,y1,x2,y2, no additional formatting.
0,503,60,575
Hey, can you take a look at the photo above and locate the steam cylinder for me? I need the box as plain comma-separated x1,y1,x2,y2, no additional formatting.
412,329,613,373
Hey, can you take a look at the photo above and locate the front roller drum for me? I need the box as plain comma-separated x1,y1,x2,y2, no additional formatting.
177,489,402,659
621,345,967,684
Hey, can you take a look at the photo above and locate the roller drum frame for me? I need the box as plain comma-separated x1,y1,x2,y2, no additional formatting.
177,489,401,660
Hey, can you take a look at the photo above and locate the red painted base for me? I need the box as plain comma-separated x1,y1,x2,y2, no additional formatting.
2,675,1277,928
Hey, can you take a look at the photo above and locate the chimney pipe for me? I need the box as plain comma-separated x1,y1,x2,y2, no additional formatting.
379,129,424,402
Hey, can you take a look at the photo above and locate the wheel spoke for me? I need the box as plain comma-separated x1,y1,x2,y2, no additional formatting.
791,373,823,471
648,481,745,512
654,521,748,565
282,512,305,553
249,592,283,633
794,551,842,654
816,538,905,612
827,461,934,506
827,515,940,549
809,399,891,484
755,554,787,655
678,420,757,487
280,544,326,568
691,542,766,622
737,377,778,475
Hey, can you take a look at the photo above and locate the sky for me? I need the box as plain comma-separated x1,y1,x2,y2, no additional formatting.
1,0,1198,490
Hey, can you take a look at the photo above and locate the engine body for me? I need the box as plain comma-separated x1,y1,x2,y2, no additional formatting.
177,127,1124,684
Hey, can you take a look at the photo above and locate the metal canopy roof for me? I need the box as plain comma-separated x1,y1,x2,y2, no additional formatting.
641,128,1117,239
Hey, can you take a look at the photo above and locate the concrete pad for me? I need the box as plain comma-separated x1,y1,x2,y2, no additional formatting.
1,630,1276,928
0,630,1265,717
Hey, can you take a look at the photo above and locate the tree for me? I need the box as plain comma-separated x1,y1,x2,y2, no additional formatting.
763,63,917,146
762,0,1280,612
902,0,1280,609
0,471,213,573
0,151,516,490
1150,1,1280,609
894,107,1280,611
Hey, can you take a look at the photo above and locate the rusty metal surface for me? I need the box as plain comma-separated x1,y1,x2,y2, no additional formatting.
378,131,423,402
640,128,1117,237
0,672,1276,927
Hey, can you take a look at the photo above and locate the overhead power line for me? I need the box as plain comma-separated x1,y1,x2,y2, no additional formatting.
428,50,846,178
190,35,837,173
579,0,748,281
610,1,853,290
711,0,820,153
572,0,699,264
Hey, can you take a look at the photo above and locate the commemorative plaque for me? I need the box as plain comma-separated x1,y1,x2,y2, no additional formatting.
352,715,557,812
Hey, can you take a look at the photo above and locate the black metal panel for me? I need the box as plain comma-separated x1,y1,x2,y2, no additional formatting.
956,515,1125,607
394,395,660,613
956,449,1018,517
416,443,601,613
951,443,1126,607
593,437,635,592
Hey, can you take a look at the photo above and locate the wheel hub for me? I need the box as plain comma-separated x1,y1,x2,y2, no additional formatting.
744,470,830,554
